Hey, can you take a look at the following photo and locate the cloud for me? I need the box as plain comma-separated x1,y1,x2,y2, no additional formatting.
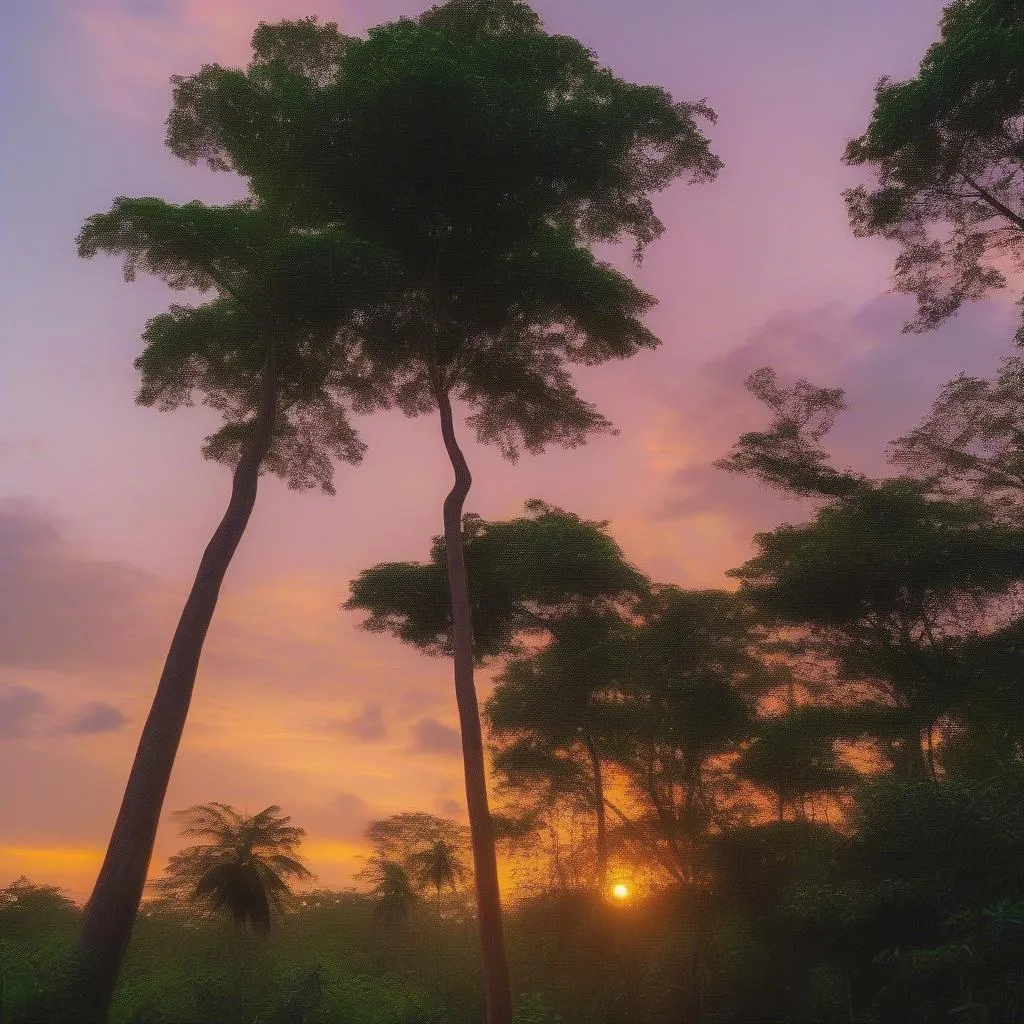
642,295,1018,582
325,791,372,841
0,684,49,740
410,716,461,755
435,797,465,819
0,500,175,674
65,702,128,736
333,701,387,742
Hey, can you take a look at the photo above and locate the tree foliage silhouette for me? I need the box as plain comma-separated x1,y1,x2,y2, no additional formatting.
150,803,313,933
70,197,397,1023
487,608,637,890
844,0,1024,335
167,10,720,1017
730,479,1024,776
889,354,1024,517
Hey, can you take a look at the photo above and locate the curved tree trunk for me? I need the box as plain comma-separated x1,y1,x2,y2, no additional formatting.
66,344,279,1023
433,378,513,1024
583,731,608,891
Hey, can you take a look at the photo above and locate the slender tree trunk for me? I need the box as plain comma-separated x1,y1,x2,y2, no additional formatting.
433,379,513,1024
583,732,608,891
67,344,279,1023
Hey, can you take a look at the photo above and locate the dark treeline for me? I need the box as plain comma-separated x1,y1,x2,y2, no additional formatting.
8,361,1024,1022
7,0,1024,1021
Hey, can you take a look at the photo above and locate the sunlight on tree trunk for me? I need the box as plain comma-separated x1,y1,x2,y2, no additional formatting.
584,731,609,891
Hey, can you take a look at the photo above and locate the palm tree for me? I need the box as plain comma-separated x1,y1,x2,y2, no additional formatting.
361,859,418,925
166,11,721,1020
408,839,467,984
69,199,398,1022
150,803,311,1022
411,838,468,909
150,803,313,932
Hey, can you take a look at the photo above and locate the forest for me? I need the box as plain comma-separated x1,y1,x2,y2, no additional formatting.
3,0,1024,1022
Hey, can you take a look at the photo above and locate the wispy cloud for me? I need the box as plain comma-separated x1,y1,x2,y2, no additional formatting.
409,716,460,755
333,701,387,742
65,701,128,736
0,684,49,740
0,500,175,673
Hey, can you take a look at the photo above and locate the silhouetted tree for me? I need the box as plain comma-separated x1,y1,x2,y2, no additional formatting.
733,707,861,823
487,608,637,890
730,479,1024,777
364,813,471,889
721,368,1024,778
167,8,720,1017
844,0,1024,335
348,502,649,897
890,354,1024,517
613,587,764,883
70,198,397,1022
715,366,863,500
150,803,313,932
359,860,418,925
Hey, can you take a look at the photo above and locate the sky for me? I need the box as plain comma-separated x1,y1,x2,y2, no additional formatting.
1,0,1020,901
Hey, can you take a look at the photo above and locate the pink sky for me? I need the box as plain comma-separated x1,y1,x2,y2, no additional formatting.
1,0,1019,899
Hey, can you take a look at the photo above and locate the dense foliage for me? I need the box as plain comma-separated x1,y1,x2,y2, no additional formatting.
18,0,1024,1021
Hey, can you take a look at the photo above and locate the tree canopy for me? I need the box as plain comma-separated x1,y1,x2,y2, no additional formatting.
150,804,313,933
844,0,1024,334
345,500,650,662
77,197,401,492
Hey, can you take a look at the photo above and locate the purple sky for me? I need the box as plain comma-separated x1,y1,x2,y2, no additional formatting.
1,0,1018,897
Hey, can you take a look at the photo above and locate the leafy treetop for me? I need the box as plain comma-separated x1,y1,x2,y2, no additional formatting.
77,197,402,493
843,0,1024,333
344,500,651,662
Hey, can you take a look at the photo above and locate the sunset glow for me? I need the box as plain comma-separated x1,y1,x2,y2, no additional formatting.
2,0,1013,905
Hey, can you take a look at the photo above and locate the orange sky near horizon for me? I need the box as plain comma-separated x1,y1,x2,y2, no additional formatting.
1,0,1021,903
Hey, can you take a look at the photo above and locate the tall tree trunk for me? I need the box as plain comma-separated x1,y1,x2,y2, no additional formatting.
433,379,513,1024
66,344,279,1023
583,731,608,891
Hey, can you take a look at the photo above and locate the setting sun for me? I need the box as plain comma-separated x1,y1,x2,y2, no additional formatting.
612,883,629,900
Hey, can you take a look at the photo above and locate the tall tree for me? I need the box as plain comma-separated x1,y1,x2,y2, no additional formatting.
168,10,719,1019
150,803,313,933
346,500,650,661
843,0,1024,335
486,607,636,890
614,587,763,883
69,199,397,1022
347,502,649,892
729,479,1024,777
